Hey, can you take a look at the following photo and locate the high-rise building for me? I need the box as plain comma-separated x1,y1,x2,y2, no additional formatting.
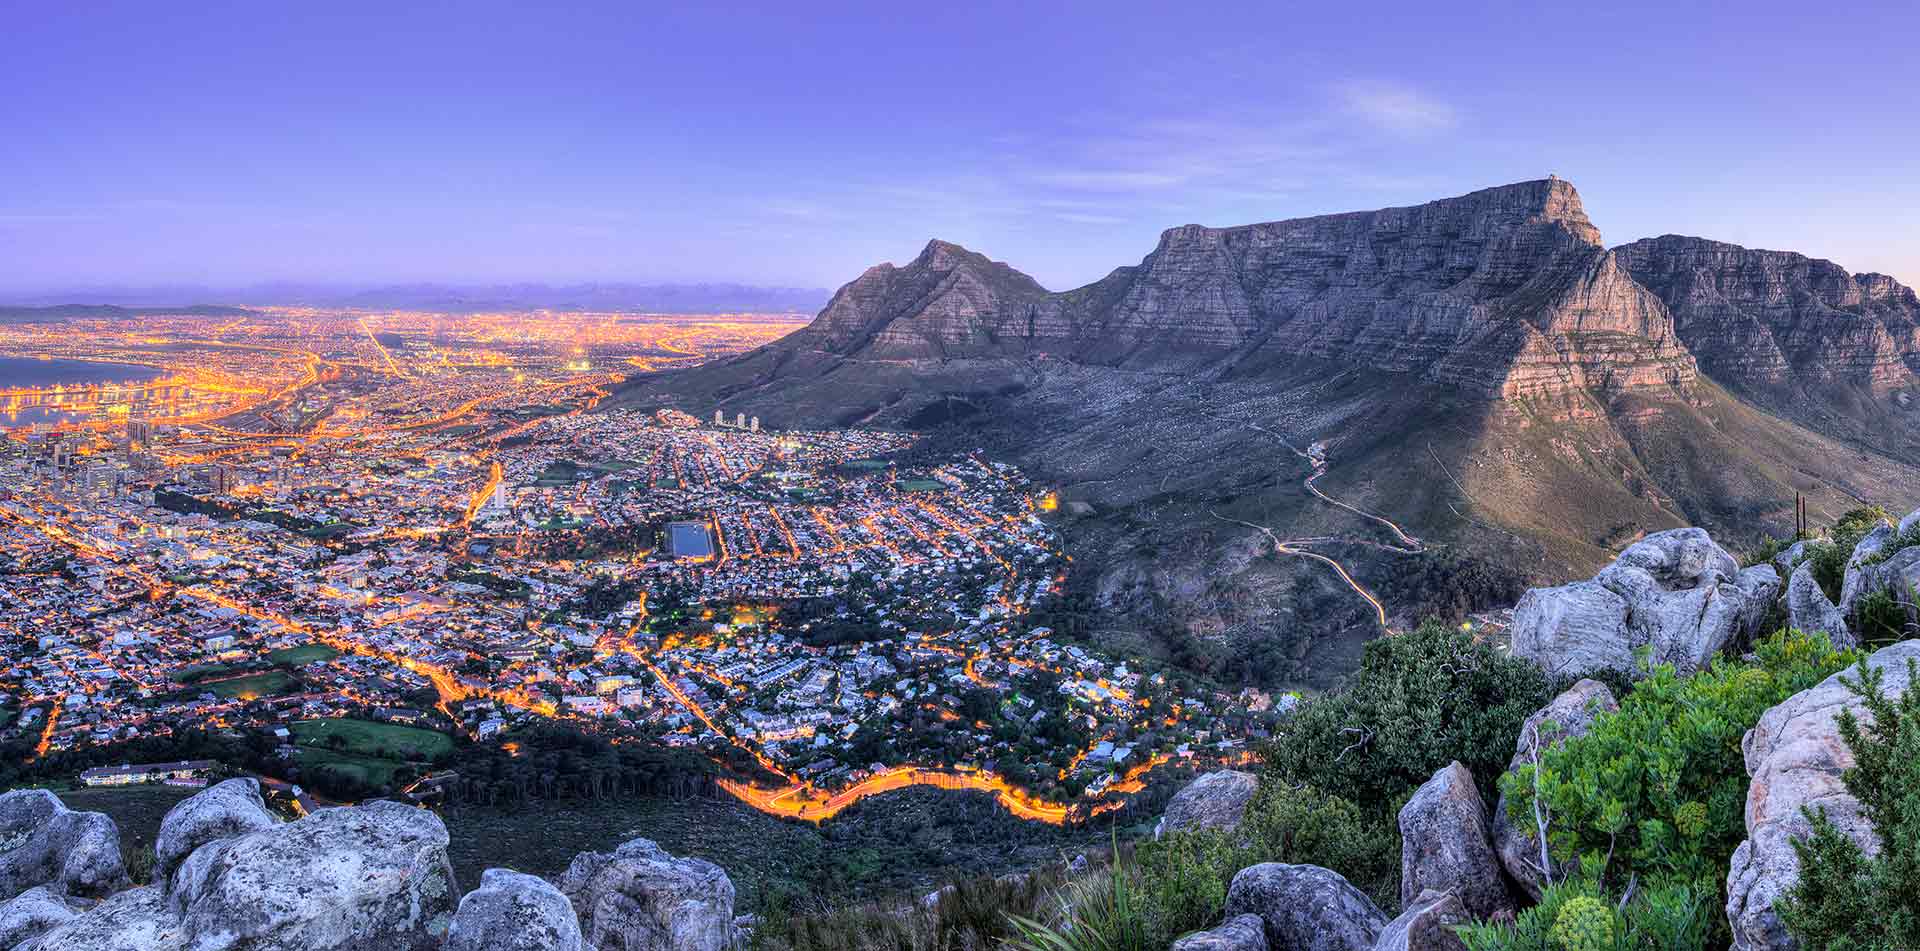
735,412,746,428
714,409,725,426
127,418,154,450
749,417,760,432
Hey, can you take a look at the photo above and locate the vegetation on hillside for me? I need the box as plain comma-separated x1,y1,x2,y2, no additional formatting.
1262,619,1553,809
1778,658,1920,950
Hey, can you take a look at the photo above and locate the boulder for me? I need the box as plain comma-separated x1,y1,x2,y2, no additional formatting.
1157,770,1259,838
0,789,126,901
559,838,735,951
1727,640,1920,950
172,799,455,951
1398,763,1513,920
1899,507,1920,537
1837,522,1894,616
1372,889,1470,951
1512,527,1778,677
1770,540,1812,578
0,886,81,950
152,778,277,885
446,868,584,951
1171,913,1269,951
1491,679,1618,899
1223,863,1388,951
1785,563,1852,647
16,885,179,951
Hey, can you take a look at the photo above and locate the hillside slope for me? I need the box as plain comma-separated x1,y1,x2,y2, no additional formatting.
614,179,1920,687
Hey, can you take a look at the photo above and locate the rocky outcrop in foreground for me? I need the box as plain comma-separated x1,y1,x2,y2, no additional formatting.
1157,769,1259,838
560,837,736,951
1170,912,1269,951
1512,527,1779,676
1373,889,1470,951
1397,762,1513,920
1727,639,1920,951
0,782,734,951
0,789,126,902
1223,863,1388,951
1491,679,1619,899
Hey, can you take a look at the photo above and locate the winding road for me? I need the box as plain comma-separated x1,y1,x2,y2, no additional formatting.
1199,410,1425,631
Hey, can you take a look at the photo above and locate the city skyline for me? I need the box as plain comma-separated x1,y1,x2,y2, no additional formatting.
6,1,1919,295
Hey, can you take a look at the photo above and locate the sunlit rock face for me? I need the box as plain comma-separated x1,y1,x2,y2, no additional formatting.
784,179,1697,401
1618,234,1920,393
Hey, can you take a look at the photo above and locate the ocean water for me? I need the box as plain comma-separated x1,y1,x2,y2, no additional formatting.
0,356,165,427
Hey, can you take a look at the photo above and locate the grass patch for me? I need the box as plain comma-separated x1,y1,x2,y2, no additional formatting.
297,748,411,789
290,718,454,760
266,644,340,666
897,479,944,493
203,670,298,699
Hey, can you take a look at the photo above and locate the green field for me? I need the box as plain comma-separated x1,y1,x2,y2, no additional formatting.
204,670,298,699
897,479,945,492
266,644,341,666
296,748,412,789
290,718,454,760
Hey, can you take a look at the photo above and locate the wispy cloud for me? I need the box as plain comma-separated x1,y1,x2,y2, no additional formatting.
1334,80,1460,135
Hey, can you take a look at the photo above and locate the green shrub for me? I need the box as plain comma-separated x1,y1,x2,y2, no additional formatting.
1132,780,1399,944
1808,507,1891,601
1457,877,1711,951
1263,619,1552,810
1851,586,1915,648
1778,658,1920,950
1005,849,1151,951
1500,631,1859,910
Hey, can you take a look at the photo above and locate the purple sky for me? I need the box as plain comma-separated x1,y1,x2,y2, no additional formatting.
5,1,1918,296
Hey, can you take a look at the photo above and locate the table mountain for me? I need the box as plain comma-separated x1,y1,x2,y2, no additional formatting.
615,178,1920,688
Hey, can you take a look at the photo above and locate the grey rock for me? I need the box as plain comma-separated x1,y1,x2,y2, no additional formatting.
1786,562,1852,647
153,778,277,886
1727,640,1920,951
447,868,584,951
1492,680,1619,899
1771,540,1812,578
1618,236,1920,394
1838,522,1894,616
170,799,455,951
1158,770,1260,838
17,885,179,951
0,886,81,950
1513,528,1779,677
0,789,126,901
1223,863,1388,951
1899,507,1920,537
1398,763,1513,920
1172,913,1269,951
559,837,735,951
1372,889,1470,951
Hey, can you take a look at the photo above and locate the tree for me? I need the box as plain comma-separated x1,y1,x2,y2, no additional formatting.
1262,619,1552,809
1778,658,1920,950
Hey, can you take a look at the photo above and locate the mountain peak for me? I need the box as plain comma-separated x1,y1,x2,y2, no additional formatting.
914,239,982,269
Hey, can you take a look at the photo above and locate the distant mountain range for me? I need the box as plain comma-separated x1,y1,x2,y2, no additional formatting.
615,178,1920,687
0,283,831,315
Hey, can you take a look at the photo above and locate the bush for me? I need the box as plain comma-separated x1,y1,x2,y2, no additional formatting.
1132,780,1399,944
1006,849,1151,951
1807,506,1891,602
1778,658,1920,950
1262,619,1553,810
1851,586,1916,648
1499,631,1860,930
1457,877,1711,951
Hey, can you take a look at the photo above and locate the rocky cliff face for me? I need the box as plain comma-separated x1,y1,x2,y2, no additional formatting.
0,781,737,951
1617,235,1920,394
788,179,1699,399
